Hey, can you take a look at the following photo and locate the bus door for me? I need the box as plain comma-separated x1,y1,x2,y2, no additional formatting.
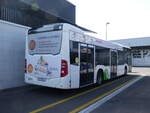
127,50,132,72
111,50,117,78
80,44,94,87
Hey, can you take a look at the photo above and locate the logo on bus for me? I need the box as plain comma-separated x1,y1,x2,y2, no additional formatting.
34,56,52,76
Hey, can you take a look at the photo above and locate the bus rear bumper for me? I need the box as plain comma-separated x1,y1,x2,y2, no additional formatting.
25,74,71,89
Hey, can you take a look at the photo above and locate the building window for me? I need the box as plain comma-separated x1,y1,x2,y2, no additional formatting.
132,50,141,58
143,50,150,58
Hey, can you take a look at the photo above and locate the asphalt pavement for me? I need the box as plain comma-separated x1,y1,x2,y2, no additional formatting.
0,67,149,113
92,76,150,113
91,67,150,113
0,75,137,113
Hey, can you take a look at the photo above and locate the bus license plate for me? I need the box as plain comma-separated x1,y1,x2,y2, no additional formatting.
37,77,47,82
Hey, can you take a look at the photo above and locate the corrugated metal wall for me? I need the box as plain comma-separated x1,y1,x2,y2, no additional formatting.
0,7,23,24
0,0,75,27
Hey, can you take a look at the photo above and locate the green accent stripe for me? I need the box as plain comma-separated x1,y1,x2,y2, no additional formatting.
103,71,109,80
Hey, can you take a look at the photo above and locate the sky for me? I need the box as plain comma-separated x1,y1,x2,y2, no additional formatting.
68,0,150,40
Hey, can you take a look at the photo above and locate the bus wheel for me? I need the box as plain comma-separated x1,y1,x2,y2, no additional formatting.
124,67,127,75
97,70,103,85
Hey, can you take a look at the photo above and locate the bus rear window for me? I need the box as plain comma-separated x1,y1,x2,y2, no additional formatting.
28,31,62,55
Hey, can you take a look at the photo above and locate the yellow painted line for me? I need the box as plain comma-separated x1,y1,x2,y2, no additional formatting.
29,76,125,113
140,74,147,76
69,78,136,113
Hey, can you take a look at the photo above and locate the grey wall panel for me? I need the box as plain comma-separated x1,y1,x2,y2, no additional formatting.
0,20,29,90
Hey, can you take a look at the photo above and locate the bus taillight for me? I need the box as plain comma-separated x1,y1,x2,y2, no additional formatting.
61,60,68,77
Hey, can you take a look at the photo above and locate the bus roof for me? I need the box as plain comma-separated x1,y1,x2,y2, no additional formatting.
86,35,125,50
28,23,130,50
29,23,96,34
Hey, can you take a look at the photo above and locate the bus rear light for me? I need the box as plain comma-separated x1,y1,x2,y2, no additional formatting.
61,60,68,77
27,64,33,73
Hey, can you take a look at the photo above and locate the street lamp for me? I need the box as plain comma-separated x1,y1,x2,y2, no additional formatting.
106,22,110,40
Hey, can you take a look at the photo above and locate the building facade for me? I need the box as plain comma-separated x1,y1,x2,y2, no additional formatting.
112,37,150,66
0,0,75,27
0,0,76,90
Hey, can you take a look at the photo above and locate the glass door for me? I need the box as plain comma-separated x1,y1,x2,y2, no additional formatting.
111,50,117,78
80,44,94,86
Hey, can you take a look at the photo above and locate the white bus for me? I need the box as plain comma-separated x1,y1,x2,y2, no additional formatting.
25,23,132,89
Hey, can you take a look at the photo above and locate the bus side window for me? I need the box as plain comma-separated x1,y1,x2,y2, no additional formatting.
95,46,110,66
70,41,79,65
118,50,125,65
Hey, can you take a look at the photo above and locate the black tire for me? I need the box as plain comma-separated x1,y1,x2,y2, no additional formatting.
97,70,103,85
124,67,127,75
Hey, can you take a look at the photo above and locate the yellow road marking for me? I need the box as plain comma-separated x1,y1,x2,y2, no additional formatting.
29,76,125,113
69,78,136,113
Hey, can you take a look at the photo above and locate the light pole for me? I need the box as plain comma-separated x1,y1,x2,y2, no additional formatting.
106,22,110,40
